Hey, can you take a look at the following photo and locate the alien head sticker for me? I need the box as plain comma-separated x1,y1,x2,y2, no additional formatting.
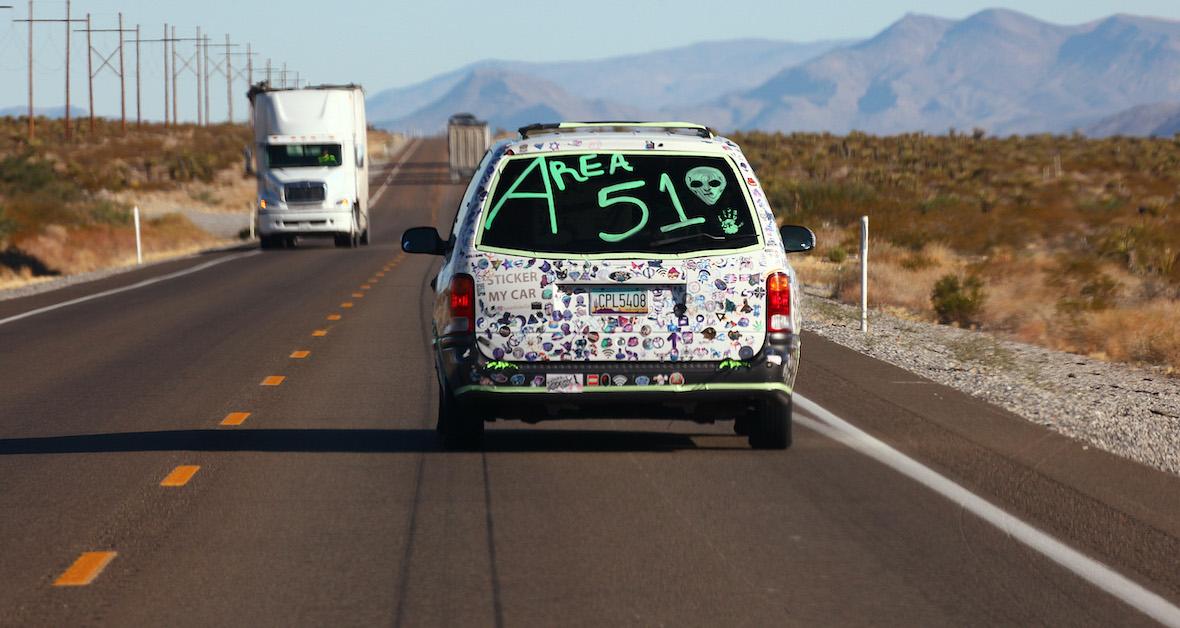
685,166,726,206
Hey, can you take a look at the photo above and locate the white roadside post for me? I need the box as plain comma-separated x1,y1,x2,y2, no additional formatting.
249,202,256,240
860,215,868,333
133,206,143,265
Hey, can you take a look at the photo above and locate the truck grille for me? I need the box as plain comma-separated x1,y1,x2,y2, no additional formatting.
284,182,326,205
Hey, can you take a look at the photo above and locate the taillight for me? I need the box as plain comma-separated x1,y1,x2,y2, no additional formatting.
767,272,791,333
448,273,475,332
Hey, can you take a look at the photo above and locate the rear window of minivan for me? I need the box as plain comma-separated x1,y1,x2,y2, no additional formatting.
477,152,760,255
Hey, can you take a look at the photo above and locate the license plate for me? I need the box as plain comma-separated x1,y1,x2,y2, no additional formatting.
591,287,648,315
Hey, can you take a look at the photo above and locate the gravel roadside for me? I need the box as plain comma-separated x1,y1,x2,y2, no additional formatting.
803,288,1180,477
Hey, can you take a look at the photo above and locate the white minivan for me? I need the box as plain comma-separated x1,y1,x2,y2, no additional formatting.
403,122,815,449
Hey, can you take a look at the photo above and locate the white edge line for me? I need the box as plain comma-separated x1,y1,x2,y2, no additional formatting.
794,394,1180,627
369,137,421,206
0,251,260,328
1,136,420,328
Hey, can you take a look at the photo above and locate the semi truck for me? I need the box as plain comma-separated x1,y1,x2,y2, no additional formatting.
248,83,370,249
447,113,490,181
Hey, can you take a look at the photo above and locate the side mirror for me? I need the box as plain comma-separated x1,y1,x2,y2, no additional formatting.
780,225,816,253
402,226,447,256
355,144,365,168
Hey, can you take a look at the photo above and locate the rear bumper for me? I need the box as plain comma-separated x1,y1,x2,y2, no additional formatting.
435,332,800,421
257,209,352,236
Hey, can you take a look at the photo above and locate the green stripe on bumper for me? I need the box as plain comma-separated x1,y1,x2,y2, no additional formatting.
454,382,792,396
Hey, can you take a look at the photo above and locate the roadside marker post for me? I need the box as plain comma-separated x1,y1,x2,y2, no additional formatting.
860,215,868,333
133,205,143,265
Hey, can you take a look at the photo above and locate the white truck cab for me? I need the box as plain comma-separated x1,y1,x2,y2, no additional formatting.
249,83,370,249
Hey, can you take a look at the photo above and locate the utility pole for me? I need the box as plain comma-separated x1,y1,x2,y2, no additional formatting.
134,24,140,126
202,34,239,123
168,27,201,124
135,26,183,127
76,14,135,134
14,1,85,141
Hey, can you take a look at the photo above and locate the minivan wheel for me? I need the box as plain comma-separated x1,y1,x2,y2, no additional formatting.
747,396,792,450
438,383,484,449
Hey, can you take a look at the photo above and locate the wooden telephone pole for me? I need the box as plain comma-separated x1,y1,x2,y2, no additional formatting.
76,12,136,133
14,0,85,141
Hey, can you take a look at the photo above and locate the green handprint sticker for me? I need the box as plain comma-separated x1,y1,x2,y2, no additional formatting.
718,208,743,235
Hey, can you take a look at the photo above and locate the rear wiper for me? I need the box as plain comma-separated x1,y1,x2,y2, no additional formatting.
650,232,755,248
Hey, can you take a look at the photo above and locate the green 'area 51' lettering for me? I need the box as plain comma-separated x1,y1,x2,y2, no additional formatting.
484,153,709,242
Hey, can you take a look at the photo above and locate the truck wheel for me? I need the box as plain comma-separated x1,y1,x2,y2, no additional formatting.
360,228,370,246
438,383,483,449
334,234,352,248
748,396,792,450
259,235,277,250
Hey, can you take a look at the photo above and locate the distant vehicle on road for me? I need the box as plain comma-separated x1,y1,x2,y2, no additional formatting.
248,83,370,249
447,113,490,181
403,122,815,449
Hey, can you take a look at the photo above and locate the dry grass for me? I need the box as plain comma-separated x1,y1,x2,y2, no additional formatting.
746,131,1180,372
0,117,247,286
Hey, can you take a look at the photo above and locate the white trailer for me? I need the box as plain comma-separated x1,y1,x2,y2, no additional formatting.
249,83,370,249
447,113,490,181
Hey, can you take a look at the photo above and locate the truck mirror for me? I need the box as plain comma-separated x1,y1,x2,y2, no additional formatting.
402,226,447,256
355,144,365,167
780,225,816,253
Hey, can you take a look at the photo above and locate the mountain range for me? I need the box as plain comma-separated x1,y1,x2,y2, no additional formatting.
371,9,1180,136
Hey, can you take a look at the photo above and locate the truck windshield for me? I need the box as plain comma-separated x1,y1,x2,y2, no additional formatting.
266,144,343,168
478,153,759,255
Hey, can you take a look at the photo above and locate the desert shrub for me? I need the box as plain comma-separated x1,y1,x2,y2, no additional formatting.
827,245,848,263
931,274,986,326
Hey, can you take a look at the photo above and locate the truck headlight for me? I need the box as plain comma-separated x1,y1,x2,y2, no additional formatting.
338,199,352,207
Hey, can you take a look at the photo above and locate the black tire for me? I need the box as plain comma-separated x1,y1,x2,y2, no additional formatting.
748,396,793,450
334,233,352,248
360,228,370,246
437,383,484,449
259,235,277,250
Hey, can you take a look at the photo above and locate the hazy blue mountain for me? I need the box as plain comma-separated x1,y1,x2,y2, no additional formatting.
369,39,848,131
377,68,646,134
690,10,1180,134
1088,102,1180,137
0,105,88,119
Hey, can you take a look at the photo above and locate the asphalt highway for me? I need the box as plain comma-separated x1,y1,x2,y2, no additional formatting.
1,138,1178,626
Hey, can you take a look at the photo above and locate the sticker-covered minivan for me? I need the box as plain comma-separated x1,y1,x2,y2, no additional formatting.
402,122,815,449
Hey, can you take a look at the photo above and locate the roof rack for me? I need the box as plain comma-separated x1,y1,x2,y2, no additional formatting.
518,121,713,140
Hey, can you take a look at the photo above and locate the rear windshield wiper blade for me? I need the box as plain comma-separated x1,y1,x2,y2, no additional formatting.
649,232,754,248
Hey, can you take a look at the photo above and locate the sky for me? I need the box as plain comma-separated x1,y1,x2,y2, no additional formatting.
2,0,1180,124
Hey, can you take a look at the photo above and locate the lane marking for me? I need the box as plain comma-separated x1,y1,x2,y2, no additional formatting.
0,251,260,328
54,551,117,586
326,314,342,321
160,465,200,487
312,330,328,337
290,350,310,359
340,302,354,309
261,376,285,386
368,138,421,206
221,412,250,426
376,272,386,277
352,292,365,298
793,394,1180,627
360,285,371,291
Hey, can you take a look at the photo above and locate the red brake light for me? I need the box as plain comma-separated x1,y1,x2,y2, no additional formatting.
767,272,791,332
449,273,475,327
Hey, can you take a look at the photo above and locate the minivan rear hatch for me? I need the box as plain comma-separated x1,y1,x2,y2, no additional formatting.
471,151,768,363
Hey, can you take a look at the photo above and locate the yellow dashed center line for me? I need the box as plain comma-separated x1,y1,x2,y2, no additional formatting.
290,350,311,359
160,465,200,487
340,302,354,309
221,412,250,426
54,551,117,587
360,285,371,291
312,329,328,337
261,376,285,386
352,292,365,298
326,314,342,321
